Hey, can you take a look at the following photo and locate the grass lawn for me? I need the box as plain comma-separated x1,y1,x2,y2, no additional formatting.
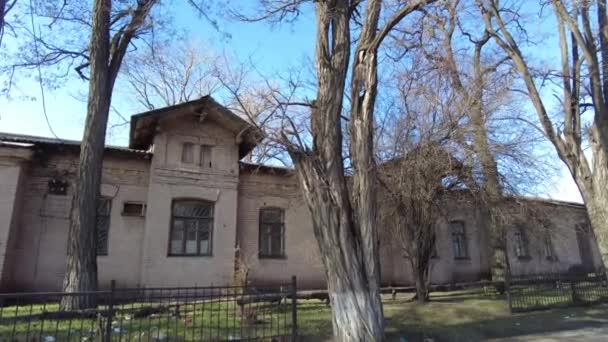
2,290,608,341
297,290,608,341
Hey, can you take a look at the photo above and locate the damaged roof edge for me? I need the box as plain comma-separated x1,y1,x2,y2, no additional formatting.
129,96,263,158
0,132,152,156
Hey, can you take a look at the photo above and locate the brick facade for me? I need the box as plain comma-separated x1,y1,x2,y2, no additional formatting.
0,97,602,292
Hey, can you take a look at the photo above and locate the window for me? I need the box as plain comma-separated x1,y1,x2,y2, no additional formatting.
200,145,213,168
169,200,213,256
543,232,557,261
48,178,68,195
450,221,468,259
122,202,146,217
514,228,530,259
181,143,195,164
430,230,438,259
259,208,285,258
97,198,112,256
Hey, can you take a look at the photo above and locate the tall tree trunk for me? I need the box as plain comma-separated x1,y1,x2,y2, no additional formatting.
291,156,384,341
576,142,608,270
470,108,505,281
469,39,505,282
60,0,155,309
286,0,432,339
283,1,385,340
0,0,6,42
61,0,112,310
411,257,430,303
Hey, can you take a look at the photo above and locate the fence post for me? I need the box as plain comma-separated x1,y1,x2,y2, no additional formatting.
291,275,297,342
104,280,116,342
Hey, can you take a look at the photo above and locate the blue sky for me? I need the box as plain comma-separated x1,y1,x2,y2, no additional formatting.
0,1,583,203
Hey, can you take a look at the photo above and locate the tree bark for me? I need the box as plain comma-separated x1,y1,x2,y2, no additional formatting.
576,144,608,270
61,0,156,309
290,155,384,341
412,259,430,303
61,0,112,310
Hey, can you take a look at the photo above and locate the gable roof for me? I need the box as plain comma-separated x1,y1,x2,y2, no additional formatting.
129,96,263,158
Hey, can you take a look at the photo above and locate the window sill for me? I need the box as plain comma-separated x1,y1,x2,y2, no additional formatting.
167,254,213,258
454,257,470,261
259,255,287,260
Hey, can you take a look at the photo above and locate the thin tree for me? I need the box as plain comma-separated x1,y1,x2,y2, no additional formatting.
420,0,511,281
123,41,220,110
476,0,608,269
379,143,474,303
61,0,156,309
237,0,436,339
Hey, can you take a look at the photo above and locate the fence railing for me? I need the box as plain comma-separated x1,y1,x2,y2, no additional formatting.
507,272,608,312
0,277,297,341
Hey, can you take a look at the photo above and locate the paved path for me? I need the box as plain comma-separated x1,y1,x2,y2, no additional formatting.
488,326,608,341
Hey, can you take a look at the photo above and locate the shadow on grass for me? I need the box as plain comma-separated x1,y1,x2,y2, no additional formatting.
385,303,608,342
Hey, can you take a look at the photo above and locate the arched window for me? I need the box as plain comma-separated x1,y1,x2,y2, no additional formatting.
169,200,213,256
259,208,285,258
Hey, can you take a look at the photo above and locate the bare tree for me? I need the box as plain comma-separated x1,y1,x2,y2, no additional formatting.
379,143,473,303
418,0,511,282
61,0,156,309
476,0,608,269
236,0,436,339
375,55,473,303
0,0,17,45
123,41,220,110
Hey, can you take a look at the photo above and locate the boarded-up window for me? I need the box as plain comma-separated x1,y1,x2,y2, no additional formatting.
450,221,468,259
97,198,112,256
200,145,213,168
169,200,213,256
181,143,195,164
259,208,285,258
514,228,530,259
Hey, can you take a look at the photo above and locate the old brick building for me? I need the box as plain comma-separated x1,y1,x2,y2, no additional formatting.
0,97,602,292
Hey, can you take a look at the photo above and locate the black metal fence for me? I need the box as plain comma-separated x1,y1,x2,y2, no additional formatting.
508,272,608,312
0,277,297,341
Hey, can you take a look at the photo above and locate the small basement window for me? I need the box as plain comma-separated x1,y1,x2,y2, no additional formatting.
48,179,68,195
122,202,147,217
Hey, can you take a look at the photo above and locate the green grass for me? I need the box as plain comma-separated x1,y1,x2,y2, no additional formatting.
2,290,608,341
0,300,292,341
297,291,608,341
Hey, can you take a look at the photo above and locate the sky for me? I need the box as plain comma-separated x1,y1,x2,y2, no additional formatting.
0,1,584,204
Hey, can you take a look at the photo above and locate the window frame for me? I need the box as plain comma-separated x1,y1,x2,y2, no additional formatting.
258,207,286,259
450,220,469,260
181,142,195,164
96,197,112,256
200,145,213,168
168,199,214,257
543,231,558,262
121,201,147,217
513,227,531,260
